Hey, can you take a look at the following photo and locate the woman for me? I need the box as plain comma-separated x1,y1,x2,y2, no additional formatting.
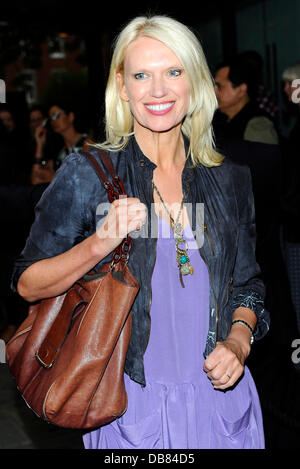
12,16,269,449
31,102,92,184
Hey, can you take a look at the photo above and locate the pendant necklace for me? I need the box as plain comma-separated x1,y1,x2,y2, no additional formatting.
152,180,194,288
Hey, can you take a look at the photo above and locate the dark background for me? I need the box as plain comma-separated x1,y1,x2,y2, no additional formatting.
1,0,299,138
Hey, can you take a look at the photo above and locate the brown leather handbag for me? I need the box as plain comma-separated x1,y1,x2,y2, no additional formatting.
6,149,139,429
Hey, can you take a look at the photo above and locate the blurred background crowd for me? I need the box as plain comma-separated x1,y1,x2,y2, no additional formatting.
0,0,300,449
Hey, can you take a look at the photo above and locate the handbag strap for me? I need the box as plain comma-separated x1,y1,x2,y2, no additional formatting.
83,148,132,266
83,149,124,202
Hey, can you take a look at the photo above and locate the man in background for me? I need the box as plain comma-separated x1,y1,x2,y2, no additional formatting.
213,56,279,145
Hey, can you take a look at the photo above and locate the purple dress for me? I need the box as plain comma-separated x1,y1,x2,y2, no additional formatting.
83,217,265,449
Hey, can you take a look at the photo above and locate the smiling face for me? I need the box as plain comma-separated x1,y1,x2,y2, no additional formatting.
116,36,191,135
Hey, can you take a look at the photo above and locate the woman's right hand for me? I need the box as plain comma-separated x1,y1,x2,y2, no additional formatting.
18,196,147,303
95,197,147,254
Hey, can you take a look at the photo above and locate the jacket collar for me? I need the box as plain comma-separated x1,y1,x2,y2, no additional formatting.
127,134,195,186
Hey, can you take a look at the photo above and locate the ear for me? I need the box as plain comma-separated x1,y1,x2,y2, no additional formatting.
116,72,129,102
239,83,248,97
68,112,75,123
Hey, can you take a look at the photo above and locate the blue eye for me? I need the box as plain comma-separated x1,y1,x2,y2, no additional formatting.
134,72,147,80
169,69,182,77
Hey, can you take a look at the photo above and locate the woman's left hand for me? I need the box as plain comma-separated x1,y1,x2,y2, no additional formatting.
203,336,251,390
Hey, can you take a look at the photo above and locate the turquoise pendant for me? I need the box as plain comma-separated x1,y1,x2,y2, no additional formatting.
180,255,188,264
175,238,194,284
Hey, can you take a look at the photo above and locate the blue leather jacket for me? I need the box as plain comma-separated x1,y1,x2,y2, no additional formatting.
11,136,270,386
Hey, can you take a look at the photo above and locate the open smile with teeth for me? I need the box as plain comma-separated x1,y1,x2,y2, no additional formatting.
144,102,175,114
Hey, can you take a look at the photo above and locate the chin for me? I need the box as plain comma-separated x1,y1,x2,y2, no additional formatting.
139,119,183,134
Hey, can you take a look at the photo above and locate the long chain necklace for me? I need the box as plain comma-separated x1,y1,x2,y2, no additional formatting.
152,180,194,288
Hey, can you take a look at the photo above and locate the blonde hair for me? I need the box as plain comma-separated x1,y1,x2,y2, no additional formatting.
94,15,223,167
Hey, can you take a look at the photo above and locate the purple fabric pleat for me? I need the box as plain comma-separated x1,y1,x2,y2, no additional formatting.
83,217,265,449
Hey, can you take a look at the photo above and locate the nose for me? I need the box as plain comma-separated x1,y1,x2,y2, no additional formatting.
150,74,167,98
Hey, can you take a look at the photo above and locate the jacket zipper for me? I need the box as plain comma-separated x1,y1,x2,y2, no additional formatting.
228,276,233,295
223,275,233,336
204,223,215,256
144,233,158,355
203,223,218,347
205,257,219,346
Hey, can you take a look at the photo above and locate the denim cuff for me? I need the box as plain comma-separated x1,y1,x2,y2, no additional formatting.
229,290,270,342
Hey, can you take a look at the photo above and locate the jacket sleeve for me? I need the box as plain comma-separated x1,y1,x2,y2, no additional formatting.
228,164,270,342
10,153,90,294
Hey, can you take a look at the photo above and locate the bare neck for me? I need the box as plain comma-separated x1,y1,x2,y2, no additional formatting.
134,124,186,172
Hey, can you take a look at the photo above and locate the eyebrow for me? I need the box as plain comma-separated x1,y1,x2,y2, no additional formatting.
131,64,184,71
